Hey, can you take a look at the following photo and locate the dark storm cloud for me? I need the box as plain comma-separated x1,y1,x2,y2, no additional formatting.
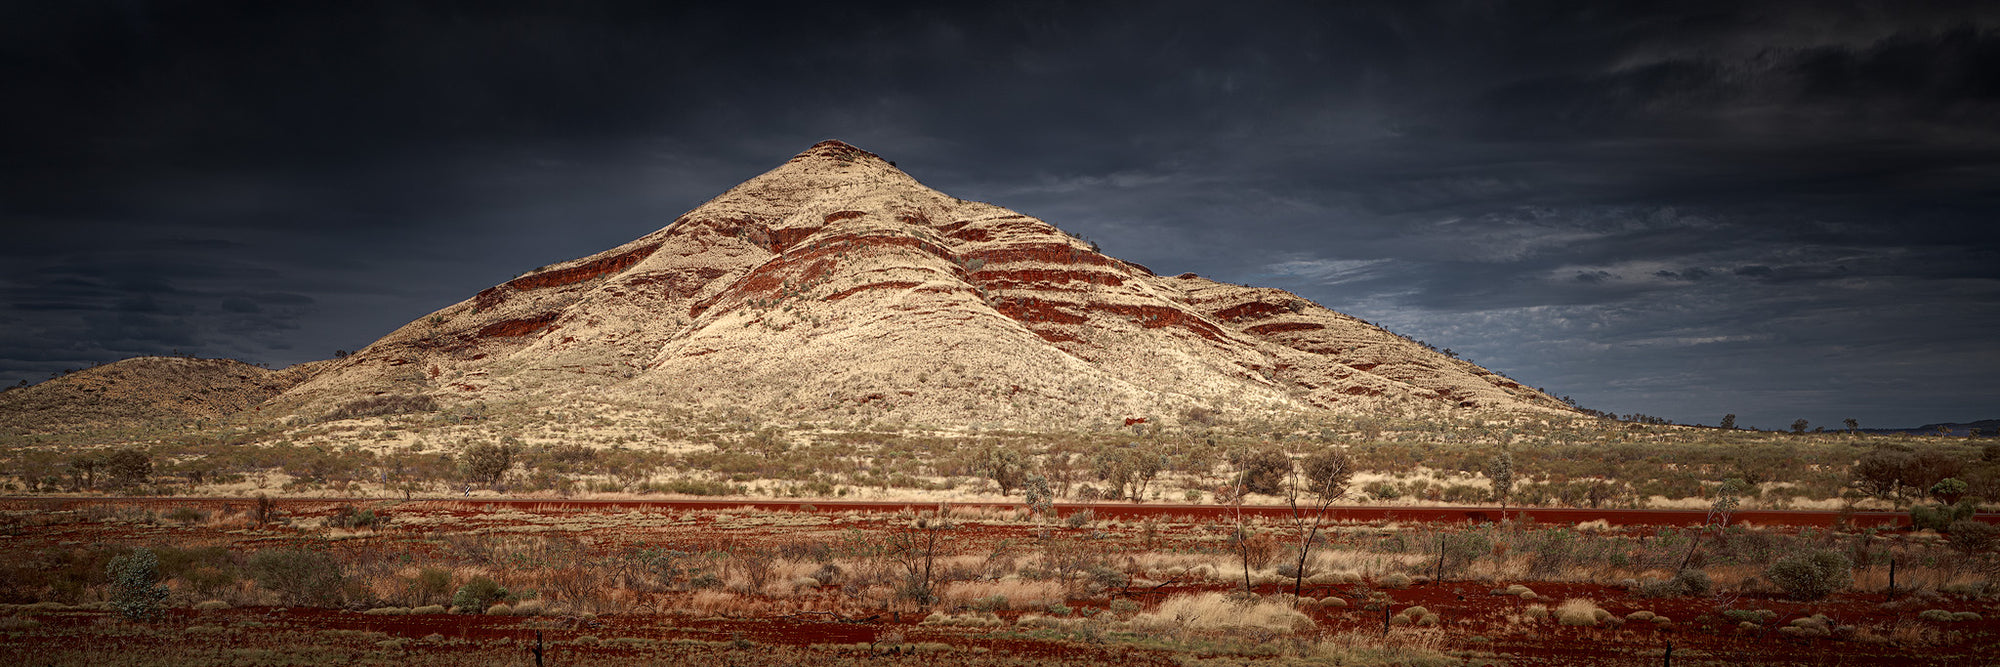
1,1,1994,427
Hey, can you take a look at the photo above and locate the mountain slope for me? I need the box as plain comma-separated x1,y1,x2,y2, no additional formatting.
267,140,1573,426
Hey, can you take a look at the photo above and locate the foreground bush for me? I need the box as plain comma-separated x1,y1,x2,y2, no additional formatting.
1911,502,1976,532
107,548,167,621
452,576,509,611
1766,549,1852,601
1635,568,1712,598
248,549,346,606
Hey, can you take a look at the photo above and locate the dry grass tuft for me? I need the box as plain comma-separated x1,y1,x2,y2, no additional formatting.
1555,598,1601,626
940,579,1063,610
1129,593,1313,633
1311,629,1455,666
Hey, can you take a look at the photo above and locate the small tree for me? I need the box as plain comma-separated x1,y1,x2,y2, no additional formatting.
1843,418,1859,434
1681,478,1743,571
105,449,152,490
887,512,955,605
1239,448,1291,496
1930,478,1969,505
68,453,104,490
1719,414,1737,430
1022,474,1054,518
1283,448,1353,597
1852,447,1965,507
980,447,1027,496
107,548,168,621
252,493,277,525
462,442,516,490
1791,419,1810,435
1488,450,1515,521
1227,444,1255,592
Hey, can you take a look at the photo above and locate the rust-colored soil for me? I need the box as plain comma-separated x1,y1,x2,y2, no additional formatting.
1,497,1995,665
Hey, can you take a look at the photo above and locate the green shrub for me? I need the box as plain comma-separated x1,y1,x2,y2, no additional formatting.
452,576,508,611
107,548,168,621
1946,520,1998,554
329,505,386,529
1929,478,1969,504
1676,568,1712,596
407,567,453,606
1765,549,1853,601
1918,609,1983,622
1439,531,1493,577
183,566,236,597
1911,502,1976,532
1722,609,1777,624
164,507,206,524
1632,578,1680,598
248,549,347,606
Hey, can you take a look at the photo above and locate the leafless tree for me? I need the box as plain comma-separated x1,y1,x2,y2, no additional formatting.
886,511,955,605
1283,447,1354,598
1229,443,1255,592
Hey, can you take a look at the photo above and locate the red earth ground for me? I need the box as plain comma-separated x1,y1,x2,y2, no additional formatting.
2,497,1994,665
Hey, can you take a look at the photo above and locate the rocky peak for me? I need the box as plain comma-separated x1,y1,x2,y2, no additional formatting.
261,141,1576,427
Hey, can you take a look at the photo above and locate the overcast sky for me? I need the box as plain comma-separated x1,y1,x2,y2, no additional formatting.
2,1,1995,430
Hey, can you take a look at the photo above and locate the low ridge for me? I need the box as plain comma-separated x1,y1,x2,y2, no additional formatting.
0,357,327,435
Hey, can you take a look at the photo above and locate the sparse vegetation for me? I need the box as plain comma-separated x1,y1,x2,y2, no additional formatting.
323,394,439,422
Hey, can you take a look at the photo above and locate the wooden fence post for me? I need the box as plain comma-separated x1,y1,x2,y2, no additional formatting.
1888,557,1897,600
1435,535,1446,582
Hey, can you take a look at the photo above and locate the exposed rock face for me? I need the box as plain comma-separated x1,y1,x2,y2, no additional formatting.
269,140,1573,425
0,357,326,435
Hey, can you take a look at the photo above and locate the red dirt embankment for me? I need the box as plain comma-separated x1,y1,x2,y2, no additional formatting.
9,497,1989,529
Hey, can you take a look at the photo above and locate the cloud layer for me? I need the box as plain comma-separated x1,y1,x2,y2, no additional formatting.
2,1,1994,428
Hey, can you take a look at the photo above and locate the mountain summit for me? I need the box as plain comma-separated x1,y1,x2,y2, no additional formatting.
270,140,1573,426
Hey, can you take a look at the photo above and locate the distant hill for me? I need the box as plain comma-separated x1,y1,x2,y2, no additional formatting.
0,357,329,436
1859,419,2000,437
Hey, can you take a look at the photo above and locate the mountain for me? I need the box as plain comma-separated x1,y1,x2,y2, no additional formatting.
0,357,328,435
262,140,1573,427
